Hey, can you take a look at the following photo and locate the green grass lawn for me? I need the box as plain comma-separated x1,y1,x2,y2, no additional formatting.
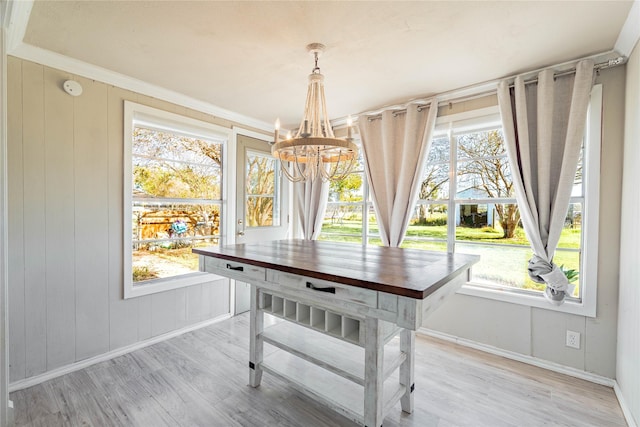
320,219,581,297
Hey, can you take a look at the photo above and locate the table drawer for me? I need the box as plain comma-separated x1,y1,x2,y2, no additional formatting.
267,270,378,308
204,257,266,282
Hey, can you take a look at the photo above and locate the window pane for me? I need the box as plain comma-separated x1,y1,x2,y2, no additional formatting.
554,250,581,298
403,204,448,251
457,157,513,199
368,204,379,238
329,172,364,202
427,137,450,163
408,204,448,236
321,203,363,244
558,202,582,249
246,196,277,227
457,242,540,290
133,157,221,199
245,151,280,227
456,129,514,200
419,163,449,200
455,201,582,298
322,167,365,244
456,203,522,240
132,202,220,283
457,129,506,159
458,243,581,298
133,126,222,166
573,145,584,196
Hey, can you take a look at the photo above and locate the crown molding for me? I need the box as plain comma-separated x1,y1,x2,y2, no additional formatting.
615,0,640,57
4,0,32,51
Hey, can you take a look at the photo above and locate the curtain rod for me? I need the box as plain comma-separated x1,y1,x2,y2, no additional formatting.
520,56,625,86
345,53,626,124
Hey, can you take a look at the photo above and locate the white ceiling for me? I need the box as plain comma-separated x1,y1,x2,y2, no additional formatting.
18,1,634,129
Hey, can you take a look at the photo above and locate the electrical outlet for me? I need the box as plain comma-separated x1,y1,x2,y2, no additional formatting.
566,330,581,349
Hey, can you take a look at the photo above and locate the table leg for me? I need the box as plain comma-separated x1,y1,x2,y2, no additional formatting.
399,329,415,413
249,284,263,387
364,317,383,427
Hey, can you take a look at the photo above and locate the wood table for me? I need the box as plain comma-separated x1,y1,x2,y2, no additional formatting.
194,240,478,427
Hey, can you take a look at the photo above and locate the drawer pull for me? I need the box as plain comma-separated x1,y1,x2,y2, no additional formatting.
306,282,336,294
226,264,244,272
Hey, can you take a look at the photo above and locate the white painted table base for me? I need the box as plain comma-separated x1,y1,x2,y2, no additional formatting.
248,284,415,427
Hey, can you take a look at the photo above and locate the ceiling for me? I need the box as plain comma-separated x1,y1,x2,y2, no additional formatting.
18,1,634,129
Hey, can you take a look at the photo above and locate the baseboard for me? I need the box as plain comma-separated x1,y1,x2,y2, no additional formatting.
417,327,615,387
614,381,638,427
9,313,232,393
7,400,13,426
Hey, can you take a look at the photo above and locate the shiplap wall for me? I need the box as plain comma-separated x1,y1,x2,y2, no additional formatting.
617,41,640,425
7,57,233,383
424,66,626,379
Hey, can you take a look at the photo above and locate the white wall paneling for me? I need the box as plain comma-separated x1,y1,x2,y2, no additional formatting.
6,47,25,385
6,57,233,384
107,85,140,351
43,66,75,370
21,60,47,378
1,10,11,425
617,39,640,427
73,74,110,361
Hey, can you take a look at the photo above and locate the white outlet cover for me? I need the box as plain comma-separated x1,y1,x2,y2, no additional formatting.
566,330,581,349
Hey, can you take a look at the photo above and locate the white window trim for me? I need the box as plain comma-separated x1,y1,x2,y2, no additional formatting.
456,85,602,317
123,101,232,299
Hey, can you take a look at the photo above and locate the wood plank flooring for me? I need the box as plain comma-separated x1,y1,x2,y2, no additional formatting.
10,313,627,427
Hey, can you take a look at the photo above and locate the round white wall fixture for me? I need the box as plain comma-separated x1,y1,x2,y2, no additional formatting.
63,80,83,97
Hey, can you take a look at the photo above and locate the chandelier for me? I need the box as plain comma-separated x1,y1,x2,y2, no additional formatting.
271,43,358,183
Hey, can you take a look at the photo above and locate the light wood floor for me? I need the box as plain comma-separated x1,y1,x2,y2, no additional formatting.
11,313,627,427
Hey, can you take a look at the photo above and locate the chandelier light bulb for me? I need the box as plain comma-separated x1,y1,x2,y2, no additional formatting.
274,118,280,143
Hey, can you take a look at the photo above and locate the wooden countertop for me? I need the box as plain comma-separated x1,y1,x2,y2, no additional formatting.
194,240,479,300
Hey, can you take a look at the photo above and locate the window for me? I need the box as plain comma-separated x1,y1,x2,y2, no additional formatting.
124,102,231,298
321,86,601,316
246,150,280,227
320,153,377,244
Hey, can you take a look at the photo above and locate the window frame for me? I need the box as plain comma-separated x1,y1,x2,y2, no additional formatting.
452,86,602,317
123,101,232,299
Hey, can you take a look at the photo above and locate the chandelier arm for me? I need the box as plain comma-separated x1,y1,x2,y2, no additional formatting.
281,161,305,183
310,82,319,137
318,83,335,138
294,147,311,181
298,84,312,138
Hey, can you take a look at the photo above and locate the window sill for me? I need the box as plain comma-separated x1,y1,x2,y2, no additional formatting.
457,282,596,318
124,271,227,299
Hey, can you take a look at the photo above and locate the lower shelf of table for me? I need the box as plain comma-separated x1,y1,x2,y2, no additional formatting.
262,319,405,386
261,349,406,426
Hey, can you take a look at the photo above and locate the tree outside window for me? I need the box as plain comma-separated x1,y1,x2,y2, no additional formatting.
131,127,222,283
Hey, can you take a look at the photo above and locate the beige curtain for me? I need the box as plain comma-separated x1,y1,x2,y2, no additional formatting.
358,102,438,247
295,176,329,240
497,60,594,305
